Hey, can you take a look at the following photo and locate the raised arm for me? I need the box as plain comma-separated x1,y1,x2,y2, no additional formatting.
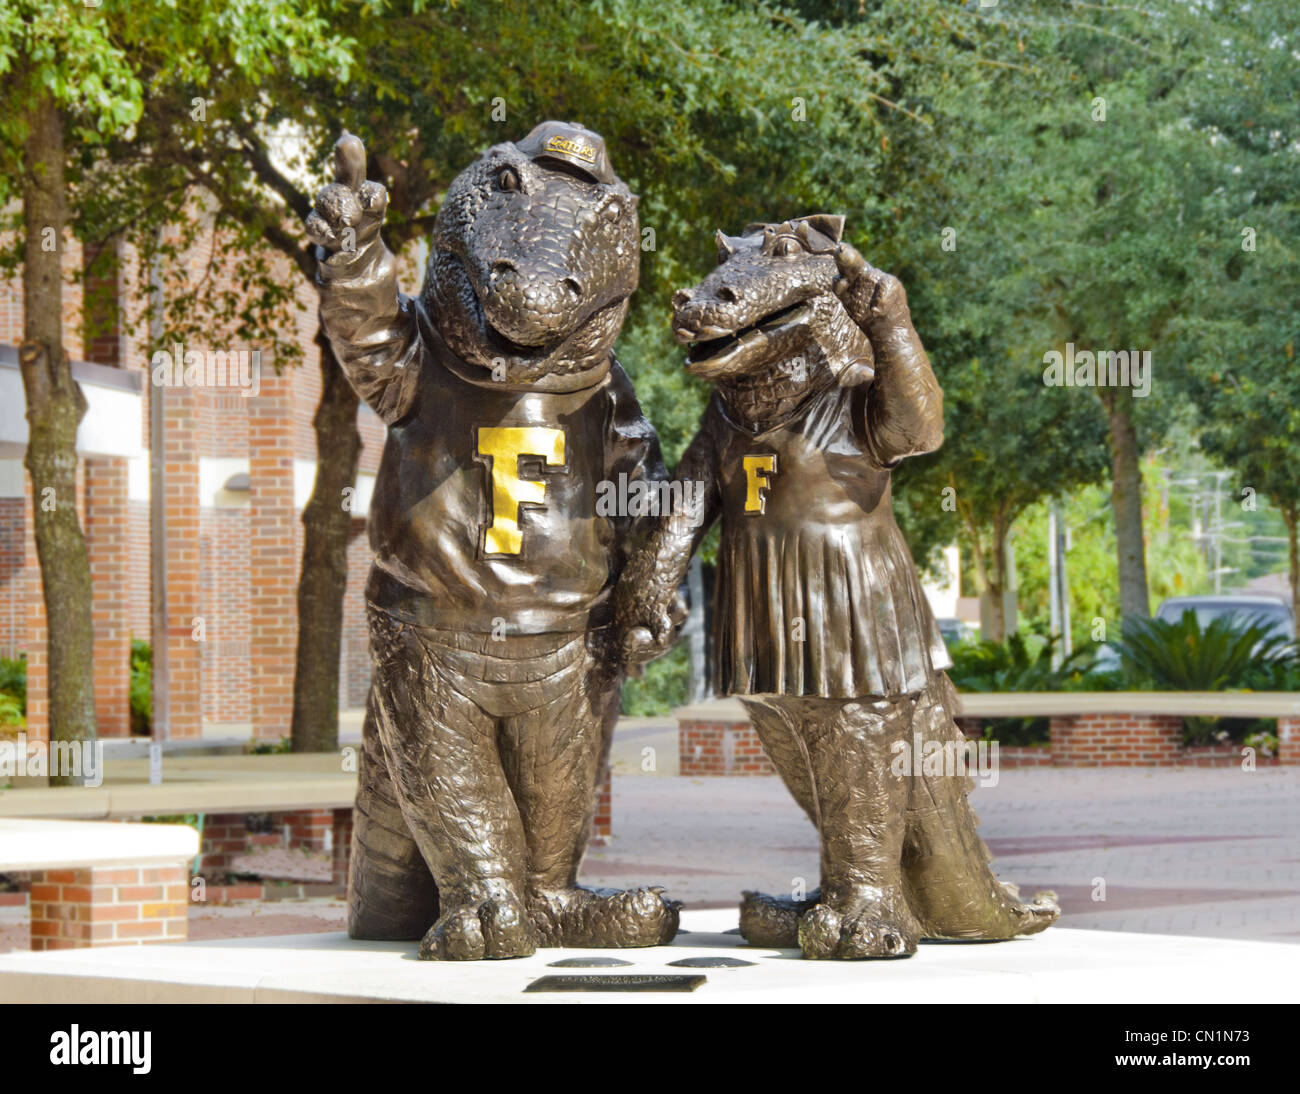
306,132,423,425
615,409,723,665
604,359,669,577
833,242,944,465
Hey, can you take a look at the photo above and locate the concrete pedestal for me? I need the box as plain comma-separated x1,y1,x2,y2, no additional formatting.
1,909,1296,1003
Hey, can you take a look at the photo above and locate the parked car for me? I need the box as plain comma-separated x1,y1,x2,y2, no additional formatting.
935,618,976,651
1154,595,1295,641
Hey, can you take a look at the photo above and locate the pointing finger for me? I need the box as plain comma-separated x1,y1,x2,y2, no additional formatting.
334,130,366,192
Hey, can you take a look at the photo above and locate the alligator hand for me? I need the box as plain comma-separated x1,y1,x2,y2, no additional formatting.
306,131,389,259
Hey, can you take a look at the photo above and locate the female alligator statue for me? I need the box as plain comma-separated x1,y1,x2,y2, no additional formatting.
616,215,1059,959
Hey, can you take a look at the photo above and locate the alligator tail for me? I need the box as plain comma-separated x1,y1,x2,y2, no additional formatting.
902,674,1059,939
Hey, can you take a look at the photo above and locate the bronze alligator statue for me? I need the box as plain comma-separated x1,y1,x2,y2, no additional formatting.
617,215,1058,958
307,122,679,960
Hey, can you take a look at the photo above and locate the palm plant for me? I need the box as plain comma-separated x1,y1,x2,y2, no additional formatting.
1111,611,1296,692
1112,611,1298,744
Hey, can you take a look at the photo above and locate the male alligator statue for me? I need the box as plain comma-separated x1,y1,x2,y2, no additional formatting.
617,216,1059,959
306,122,679,960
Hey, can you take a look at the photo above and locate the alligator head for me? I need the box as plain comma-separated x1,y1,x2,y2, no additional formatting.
423,121,640,391
671,215,874,427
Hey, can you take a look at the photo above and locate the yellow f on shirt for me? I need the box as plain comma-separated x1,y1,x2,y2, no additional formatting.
476,427,567,555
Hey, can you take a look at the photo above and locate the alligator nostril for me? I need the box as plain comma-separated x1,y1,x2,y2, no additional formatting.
562,276,582,298
717,286,739,304
672,289,692,309
490,259,516,278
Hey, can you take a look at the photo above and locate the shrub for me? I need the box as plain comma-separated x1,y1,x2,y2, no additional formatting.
130,639,152,736
1109,612,1297,744
621,643,692,717
1111,611,1296,692
0,655,26,708
947,633,1095,744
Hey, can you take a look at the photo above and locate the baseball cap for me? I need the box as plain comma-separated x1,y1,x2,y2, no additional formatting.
514,121,615,184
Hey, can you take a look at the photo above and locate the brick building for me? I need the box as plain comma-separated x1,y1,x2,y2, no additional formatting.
0,229,389,743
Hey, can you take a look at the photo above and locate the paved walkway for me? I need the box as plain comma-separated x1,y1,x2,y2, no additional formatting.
3,765,1297,951
583,766,1300,943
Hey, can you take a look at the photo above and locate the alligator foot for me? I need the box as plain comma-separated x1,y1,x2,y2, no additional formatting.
528,886,681,948
738,888,820,948
797,884,921,960
418,892,537,961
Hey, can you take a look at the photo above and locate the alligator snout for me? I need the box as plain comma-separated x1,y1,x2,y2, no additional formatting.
672,287,745,344
482,261,590,346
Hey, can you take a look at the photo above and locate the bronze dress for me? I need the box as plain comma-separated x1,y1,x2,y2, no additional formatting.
684,380,951,701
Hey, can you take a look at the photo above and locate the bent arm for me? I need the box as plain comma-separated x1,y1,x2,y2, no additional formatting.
865,309,944,466
615,409,723,647
316,237,425,425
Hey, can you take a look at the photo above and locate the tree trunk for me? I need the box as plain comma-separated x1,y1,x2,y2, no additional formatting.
290,329,362,752
1282,503,1300,627
1102,391,1150,627
962,493,1007,643
982,518,1009,643
18,93,97,782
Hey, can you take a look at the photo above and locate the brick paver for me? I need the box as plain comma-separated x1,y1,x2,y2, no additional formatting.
4,762,1295,951
584,766,1300,943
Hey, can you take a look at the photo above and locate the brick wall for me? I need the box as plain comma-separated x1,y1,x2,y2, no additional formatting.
161,380,203,738
679,719,777,776
128,500,150,638
29,863,188,949
248,365,299,740
200,507,251,724
341,520,372,709
84,456,131,737
0,225,394,744
22,476,48,744
0,497,24,657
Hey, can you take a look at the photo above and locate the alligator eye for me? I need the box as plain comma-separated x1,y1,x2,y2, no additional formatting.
774,236,800,257
498,167,520,192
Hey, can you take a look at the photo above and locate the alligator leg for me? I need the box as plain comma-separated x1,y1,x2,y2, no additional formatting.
901,674,1059,939
738,698,819,947
368,612,538,961
744,696,922,959
502,638,679,949
346,686,439,940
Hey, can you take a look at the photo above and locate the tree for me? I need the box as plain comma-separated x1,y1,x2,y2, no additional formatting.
0,4,151,779
1172,3,1300,618
120,0,994,747
0,1,353,771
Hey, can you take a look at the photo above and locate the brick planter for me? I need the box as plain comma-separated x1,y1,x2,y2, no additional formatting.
29,864,188,950
1048,712,1183,766
198,808,338,877
679,700,1299,774
680,718,776,777
200,797,609,886
592,765,613,842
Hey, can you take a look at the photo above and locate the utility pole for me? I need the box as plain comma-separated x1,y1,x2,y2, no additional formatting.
1048,499,1071,666
148,230,170,745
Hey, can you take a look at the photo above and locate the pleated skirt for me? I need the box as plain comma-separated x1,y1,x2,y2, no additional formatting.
713,517,951,700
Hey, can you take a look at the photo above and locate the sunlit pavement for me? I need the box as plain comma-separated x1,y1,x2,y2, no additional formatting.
3,757,1297,953
584,766,1300,944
